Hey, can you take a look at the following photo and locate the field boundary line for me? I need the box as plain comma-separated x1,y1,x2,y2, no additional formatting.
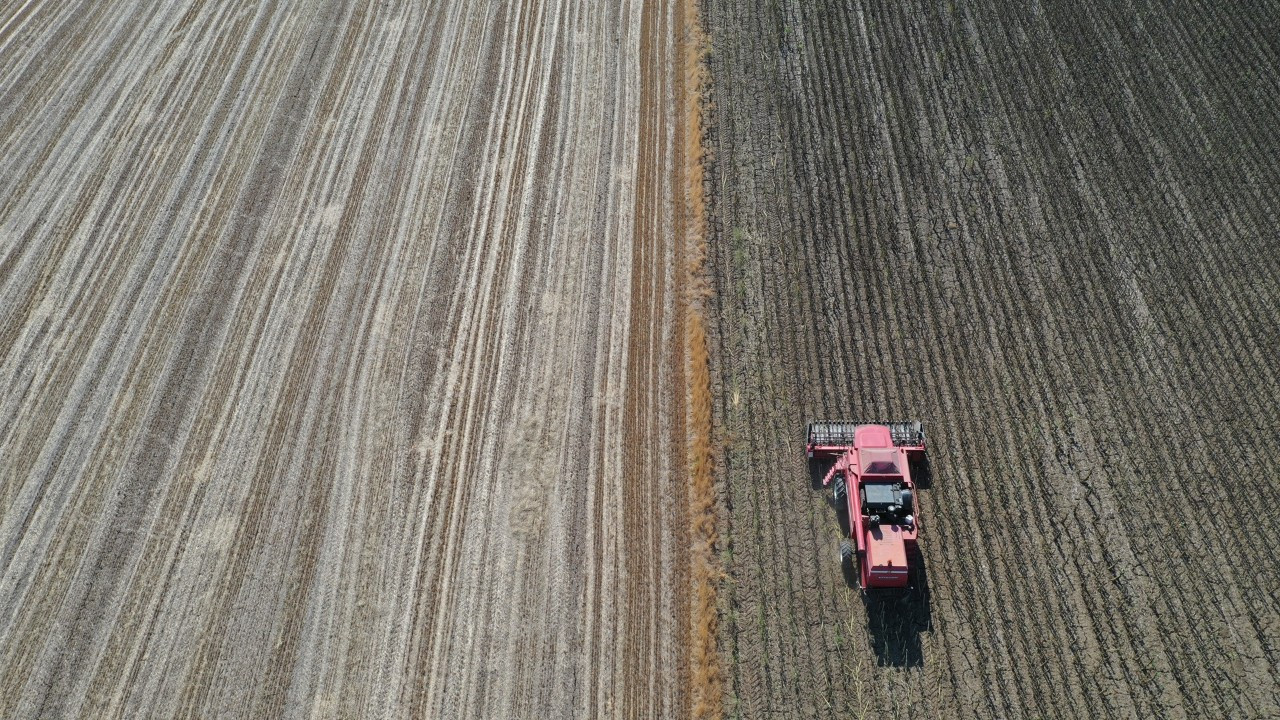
677,0,720,716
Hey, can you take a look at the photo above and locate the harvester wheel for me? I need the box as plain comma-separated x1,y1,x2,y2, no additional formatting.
832,475,850,534
839,540,856,586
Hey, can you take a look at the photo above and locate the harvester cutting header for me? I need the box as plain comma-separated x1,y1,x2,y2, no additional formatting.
807,421,927,591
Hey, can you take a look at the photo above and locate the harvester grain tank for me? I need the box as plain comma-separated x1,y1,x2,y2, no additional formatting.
806,421,927,590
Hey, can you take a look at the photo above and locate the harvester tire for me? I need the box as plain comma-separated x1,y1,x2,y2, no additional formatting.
839,540,856,586
832,475,851,534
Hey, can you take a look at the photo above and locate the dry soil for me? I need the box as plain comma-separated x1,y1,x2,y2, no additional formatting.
703,0,1280,718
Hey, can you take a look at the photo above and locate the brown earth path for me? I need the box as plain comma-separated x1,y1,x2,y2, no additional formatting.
0,0,697,717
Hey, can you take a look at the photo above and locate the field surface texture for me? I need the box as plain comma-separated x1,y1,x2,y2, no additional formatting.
703,0,1280,718
0,0,695,717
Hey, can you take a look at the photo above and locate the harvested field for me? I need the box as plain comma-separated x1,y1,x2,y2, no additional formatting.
0,0,701,717
703,0,1280,718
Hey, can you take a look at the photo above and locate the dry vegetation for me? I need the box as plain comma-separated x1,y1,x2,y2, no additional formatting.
676,0,721,714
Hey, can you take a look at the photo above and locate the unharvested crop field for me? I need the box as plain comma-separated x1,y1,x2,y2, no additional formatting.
703,0,1280,718
0,0,702,717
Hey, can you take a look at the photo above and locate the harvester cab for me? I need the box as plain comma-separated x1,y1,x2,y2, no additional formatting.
806,421,927,591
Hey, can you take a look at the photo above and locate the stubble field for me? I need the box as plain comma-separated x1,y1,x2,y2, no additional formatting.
0,0,701,717
702,0,1280,718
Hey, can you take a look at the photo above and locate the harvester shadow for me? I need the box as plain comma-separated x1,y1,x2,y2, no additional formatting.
861,551,932,668
807,455,828,491
910,455,933,490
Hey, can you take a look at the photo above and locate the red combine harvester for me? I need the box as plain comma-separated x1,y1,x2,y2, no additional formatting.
807,421,927,590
